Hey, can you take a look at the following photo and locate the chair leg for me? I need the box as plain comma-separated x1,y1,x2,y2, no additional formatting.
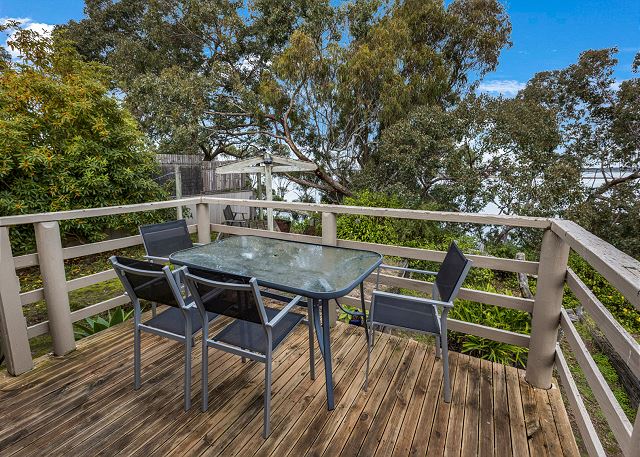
263,351,272,438
201,320,209,412
242,357,247,363
435,335,442,359
442,332,451,403
134,325,141,390
184,325,192,411
364,325,373,391
308,303,315,380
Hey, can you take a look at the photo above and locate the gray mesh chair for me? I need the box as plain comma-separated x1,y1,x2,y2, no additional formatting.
110,256,217,411
184,267,304,438
139,219,196,263
365,242,472,402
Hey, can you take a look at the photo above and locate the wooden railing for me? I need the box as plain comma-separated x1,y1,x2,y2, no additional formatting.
0,196,638,455
549,220,640,457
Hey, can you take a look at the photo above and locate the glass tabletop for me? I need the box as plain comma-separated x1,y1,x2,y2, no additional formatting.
170,235,382,299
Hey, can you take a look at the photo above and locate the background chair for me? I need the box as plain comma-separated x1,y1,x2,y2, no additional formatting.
110,256,217,411
184,267,304,438
365,242,472,402
223,205,250,227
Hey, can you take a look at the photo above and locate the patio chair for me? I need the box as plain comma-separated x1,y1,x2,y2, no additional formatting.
223,205,250,227
139,219,196,263
183,267,305,438
110,256,218,411
364,241,472,402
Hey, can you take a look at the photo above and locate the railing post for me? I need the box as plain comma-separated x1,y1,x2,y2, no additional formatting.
174,164,183,220
322,212,338,326
0,227,33,375
196,202,211,244
526,228,570,388
34,221,75,356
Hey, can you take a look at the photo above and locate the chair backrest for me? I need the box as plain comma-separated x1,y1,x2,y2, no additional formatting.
184,267,268,325
110,256,183,308
139,220,193,258
223,205,235,221
434,242,472,302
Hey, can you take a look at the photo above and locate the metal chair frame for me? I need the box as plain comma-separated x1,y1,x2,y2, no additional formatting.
110,256,216,411
184,270,304,438
365,248,472,403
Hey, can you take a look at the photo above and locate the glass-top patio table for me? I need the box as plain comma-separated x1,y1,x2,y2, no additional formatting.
170,235,382,410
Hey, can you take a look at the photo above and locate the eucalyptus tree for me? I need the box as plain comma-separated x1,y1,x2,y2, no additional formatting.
63,0,512,200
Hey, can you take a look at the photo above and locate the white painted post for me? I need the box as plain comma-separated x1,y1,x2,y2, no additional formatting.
196,202,210,244
526,229,570,389
34,221,76,356
322,212,338,326
0,227,33,375
265,164,274,231
174,164,183,220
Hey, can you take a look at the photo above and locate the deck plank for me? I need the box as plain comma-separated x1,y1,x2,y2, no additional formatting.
0,322,580,457
505,366,528,457
389,346,436,457
478,359,495,457
460,355,481,456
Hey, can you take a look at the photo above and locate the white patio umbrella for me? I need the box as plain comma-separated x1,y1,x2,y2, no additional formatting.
215,154,317,231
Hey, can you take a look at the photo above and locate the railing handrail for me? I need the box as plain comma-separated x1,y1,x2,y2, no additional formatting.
0,196,551,228
551,219,640,309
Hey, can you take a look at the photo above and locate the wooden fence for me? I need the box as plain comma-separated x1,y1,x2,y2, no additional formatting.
155,155,251,195
0,197,639,456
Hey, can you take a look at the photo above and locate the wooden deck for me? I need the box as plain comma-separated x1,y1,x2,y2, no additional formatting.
0,318,579,456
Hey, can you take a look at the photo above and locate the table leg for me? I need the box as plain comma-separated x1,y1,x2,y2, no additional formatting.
312,299,324,357
321,298,335,410
307,298,315,380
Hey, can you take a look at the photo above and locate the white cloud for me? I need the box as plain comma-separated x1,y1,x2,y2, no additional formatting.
1,17,54,59
477,80,526,97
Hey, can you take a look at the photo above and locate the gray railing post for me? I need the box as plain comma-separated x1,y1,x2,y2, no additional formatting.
322,212,338,325
196,202,211,244
175,164,183,220
34,221,76,355
526,228,570,388
0,227,33,375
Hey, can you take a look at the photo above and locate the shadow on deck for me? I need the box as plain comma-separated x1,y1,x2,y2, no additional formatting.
0,318,579,456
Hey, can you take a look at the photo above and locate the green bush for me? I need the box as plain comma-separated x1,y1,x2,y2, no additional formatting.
0,26,168,254
565,254,640,335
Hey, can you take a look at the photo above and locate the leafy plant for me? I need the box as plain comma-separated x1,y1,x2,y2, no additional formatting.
461,336,528,367
73,307,134,339
337,304,367,325
0,24,168,254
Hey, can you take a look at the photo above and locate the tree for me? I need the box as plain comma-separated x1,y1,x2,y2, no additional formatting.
521,49,640,256
62,0,512,199
0,24,167,252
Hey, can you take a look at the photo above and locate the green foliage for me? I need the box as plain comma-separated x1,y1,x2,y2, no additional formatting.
565,254,640,335
0,25,168,253
73,307,134,339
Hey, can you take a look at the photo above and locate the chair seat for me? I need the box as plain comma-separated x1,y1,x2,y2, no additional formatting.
144,305,217,337
371,292,441,335
213,307,304,354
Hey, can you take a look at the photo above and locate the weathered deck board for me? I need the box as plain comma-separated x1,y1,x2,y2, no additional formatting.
0,321,578,457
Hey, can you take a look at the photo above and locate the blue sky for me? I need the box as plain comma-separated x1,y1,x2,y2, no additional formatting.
2,0,638,96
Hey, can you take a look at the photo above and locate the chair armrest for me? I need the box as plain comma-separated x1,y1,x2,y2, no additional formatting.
372,290,454,309
144,255,170,264
266,295,304,328
378,264,438,276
